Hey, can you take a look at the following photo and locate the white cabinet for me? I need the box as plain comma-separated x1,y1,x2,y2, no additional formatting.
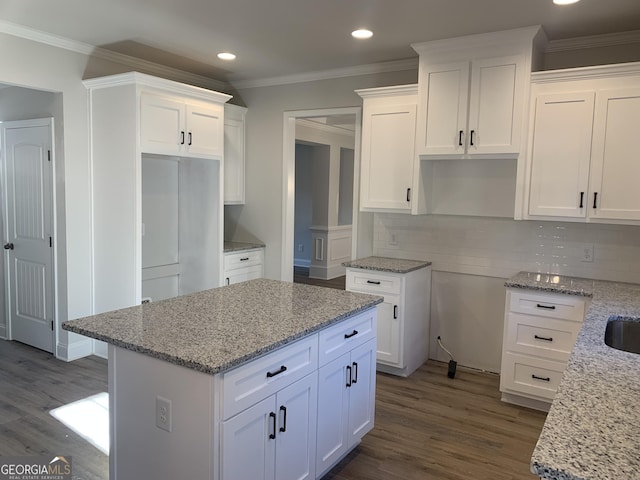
141,93,224,158
417,55,524,157
526,64,640,224
500,289,588,411
345,265,430,377
84,72,230,314
224,104,247,204
356,85,417,212
223,247,264,286
316,331,376,478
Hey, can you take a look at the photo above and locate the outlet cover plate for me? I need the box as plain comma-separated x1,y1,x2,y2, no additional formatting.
156,396,172,432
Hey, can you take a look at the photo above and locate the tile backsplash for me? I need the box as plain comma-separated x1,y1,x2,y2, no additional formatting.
373,213,640,283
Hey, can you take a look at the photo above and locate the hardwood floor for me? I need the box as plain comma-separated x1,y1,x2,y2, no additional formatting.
0,340,546,480
293,266,346,290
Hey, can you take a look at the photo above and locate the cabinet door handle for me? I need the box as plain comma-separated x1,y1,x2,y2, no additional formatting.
593,192,598,209
458,130,464,146
470,130,475,146
579,192,584,208
352,362,358,384
366,280,380,285
536,304,556,310
180,131,185,145
266,365,287,378
279,405,287,433
226,277,230,286
269,412,277,439
188,132,192,146
344,329,358,339
406,188,411,202
534,334,553,342
240,257,250,261
393,305,398,319
531,374,551,382
346,365,352,387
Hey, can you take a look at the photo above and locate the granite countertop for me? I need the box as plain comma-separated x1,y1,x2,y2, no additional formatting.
62,279,382,375
507,272,640,480
342,256,432,274
223,241,265,252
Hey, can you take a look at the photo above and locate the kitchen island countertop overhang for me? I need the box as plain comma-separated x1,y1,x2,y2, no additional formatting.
62,278,383,374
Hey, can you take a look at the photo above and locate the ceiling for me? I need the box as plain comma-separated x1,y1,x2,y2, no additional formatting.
1,0,640,86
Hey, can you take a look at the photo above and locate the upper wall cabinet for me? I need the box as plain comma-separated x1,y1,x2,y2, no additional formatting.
140,93,225,158
412,27,545,160
357,85,417,213
525,63,640,224
224,104,247,205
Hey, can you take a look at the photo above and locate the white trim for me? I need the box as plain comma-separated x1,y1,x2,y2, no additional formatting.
232,58,418,90
0,20,228,92
309,264,347,281
93,339,108,359
545,29,640,53
355,84,418,98
294,258,311,268
295,119,355,138
531,61,640,83
309,225,353,233
57,336,94,361
281,107,362,282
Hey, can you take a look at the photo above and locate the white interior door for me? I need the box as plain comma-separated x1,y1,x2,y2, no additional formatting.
2,118,54,353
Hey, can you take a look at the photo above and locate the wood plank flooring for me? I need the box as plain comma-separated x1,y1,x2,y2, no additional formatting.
293,266,346,290
0,340,546,480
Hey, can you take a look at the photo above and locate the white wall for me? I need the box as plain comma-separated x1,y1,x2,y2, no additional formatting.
373,214,640,371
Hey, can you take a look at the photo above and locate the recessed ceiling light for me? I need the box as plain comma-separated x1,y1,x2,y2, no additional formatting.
352,29,373,39
553,0,581,4
217,52,236,61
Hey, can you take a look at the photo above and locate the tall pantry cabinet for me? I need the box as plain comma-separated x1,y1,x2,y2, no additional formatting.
84,72,231,315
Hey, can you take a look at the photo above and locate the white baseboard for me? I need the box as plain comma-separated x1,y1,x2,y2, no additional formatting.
309,264,346,280
57,337,93,361
294,258,311,268
93,339,108,359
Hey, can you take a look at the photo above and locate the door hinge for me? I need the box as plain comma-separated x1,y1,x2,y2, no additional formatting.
48,150,51,162
51,320,54,331
49,236,52,248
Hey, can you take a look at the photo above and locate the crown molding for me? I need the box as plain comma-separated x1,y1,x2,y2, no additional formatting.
0,20,229,92
355,84,418,98
532,61,640,83
545,29,640,53
230,57,418,90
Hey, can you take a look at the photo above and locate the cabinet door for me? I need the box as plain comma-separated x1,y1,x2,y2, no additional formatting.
140,94,184,155
375,294,402,367
224,115,245,204
347,338,376,445
468,55,524,155
417,61,469,155
316,353,350,476
275,373,317,480
224,266,264,286
222,396,276,480
589,88,640,220
360,103,416,211
528,92,595,218
185,102,224,157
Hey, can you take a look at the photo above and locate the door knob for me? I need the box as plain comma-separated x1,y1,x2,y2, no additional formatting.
3,243,14,250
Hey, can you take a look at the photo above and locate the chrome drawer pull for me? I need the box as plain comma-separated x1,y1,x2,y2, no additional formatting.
534,334,553,342
531,374,551,382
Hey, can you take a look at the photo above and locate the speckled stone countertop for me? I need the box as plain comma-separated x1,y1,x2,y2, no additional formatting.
342,256,431,274
505,271,595,297
62,279,382,375
223,241,265,252
507,272,640,480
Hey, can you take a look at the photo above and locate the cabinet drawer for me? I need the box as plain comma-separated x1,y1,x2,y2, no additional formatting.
508,290,586,322
319,308,376,366
346,270,401,295
224,248,264,271
500,352,565,401
222,334,317,420
505,313,581,362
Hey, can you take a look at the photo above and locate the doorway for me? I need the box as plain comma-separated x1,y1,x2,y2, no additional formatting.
1,118,55,352
282,107,373,283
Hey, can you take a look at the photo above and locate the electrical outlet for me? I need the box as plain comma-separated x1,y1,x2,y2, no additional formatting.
297,244,304,252
156,396,172,432
581,245,594,263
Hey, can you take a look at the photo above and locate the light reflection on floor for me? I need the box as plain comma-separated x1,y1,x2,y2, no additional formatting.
50,392,109,455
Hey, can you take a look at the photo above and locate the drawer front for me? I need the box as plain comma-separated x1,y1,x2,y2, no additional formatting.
500,352,565,401
508,290,586,322
225,265,263,286
224,248,264,271
346,269,401,295
223,334,317,420
318,308,377,366
505,313,581,362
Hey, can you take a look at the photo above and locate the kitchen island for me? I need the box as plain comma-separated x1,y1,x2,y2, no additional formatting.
506,273,640,480
63,279,383,480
